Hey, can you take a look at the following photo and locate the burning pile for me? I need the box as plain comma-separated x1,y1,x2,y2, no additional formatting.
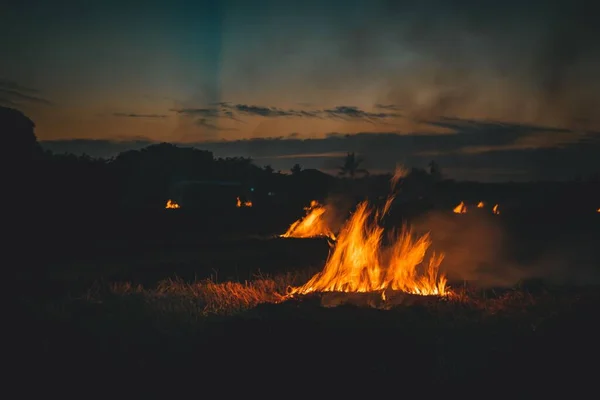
165,199,180,209
280,200,336,240
287,167,448,299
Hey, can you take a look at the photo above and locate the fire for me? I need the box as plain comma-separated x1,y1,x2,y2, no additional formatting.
493,204,500,215
287,199,447,297
477,201,485,208
281,200,336,240
453,201,467,214
236,196,252,208
165,199,180,209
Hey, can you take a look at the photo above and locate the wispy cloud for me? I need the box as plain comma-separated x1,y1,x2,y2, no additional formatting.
112,112,168,118
173,102,401,125
255,151,348,159
196,118,238,131
0,79,52,107
322,106,400,123
173,108,221,118
374,104,400,111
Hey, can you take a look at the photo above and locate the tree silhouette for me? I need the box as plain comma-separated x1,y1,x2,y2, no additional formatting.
428,160,442,182
291,163,302,175
338,152,369,178
263,165,275,174
0,106,42,164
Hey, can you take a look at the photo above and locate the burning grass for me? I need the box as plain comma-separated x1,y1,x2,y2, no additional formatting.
283,166,448,298
236,196,252,208
83,273,587,320
288,202,447,296
453,201,467,214
165,199,180,209
280,200,336,240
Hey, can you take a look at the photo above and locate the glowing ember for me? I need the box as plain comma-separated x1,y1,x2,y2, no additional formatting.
236,196,253,208
493,204,500,215
453,201,467,214
165,199,180,209
280,200,336,240
477,201,485,208
287,199,447,297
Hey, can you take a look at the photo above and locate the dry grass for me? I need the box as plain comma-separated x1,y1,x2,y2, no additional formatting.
80,265,586,323
100,271,311,316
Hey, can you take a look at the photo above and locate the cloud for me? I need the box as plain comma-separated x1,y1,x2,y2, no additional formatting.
39,117,600,182
0,79,39,93
112,112,168,118
374,104,400,111
173,102,400,125
196,118,238,131
173,108,222,118
0,79,52,107
230,104,302,118
322,106,400,123
255,151,348,160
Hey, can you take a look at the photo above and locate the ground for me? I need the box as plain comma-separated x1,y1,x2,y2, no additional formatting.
14,207,600,395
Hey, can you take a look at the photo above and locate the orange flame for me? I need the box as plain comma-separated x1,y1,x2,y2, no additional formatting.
288,198,447,297
236,197,252,208
165,199,180,209
453,201,467,214
390,164,408,190
281,200,336,240
477,201,485,208
492,204,500,215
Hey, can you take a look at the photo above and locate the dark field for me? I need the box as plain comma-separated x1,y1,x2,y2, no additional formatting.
15,206,600,394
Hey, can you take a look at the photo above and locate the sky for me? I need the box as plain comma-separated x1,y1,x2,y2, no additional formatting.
2,0,600,181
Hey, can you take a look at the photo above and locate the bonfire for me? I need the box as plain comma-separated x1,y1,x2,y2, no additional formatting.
287,166,448,299
165,199,180,209
280,200,336,240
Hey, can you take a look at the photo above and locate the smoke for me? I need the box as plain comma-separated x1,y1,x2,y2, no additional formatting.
220,0,600,130
379,0,600,129
411,210,521,287
322,192,356,235
411,209,600,288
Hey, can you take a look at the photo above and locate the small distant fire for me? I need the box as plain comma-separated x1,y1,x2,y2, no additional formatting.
236,196,253,208
287,166,447,298
165,199,180,209
477,201,485,208
493,204,500,215
281,200,336,240
453,201,467,214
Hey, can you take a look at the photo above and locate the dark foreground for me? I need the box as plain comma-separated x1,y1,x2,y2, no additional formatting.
15,285,600,395
13,208,600,395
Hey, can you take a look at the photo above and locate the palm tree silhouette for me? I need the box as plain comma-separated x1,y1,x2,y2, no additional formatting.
338,152,369,178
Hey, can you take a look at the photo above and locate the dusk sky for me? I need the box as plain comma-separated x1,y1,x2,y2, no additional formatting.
2,0,599,181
